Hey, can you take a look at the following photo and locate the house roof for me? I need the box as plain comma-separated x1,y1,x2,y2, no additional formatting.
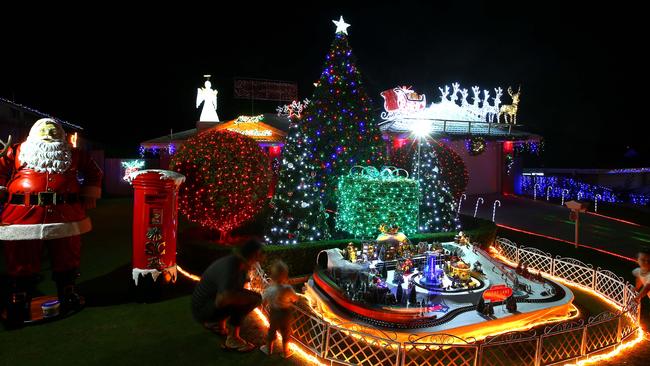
0,97,83,130
141,113,290,147
213,114,287,143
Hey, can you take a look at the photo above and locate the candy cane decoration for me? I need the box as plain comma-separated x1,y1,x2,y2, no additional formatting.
546,186,553,201
474,197,484,218
457,193,467,215
534,183,540,200
595,194,602,212
561,189,569,206
492,200,501,222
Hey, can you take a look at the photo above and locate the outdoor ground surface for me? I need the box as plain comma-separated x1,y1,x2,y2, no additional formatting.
461,194,650,259
0,197,648,365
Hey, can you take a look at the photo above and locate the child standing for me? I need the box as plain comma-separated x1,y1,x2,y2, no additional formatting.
260,260,299,358
633,247,650,303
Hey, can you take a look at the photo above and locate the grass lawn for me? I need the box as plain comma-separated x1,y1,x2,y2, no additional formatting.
0,198,646,366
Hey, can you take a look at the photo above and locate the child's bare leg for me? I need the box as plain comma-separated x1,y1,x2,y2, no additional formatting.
282,339,290,356
268,334,275,354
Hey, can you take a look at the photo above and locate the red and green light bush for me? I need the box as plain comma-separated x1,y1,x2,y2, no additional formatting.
171,130,272,234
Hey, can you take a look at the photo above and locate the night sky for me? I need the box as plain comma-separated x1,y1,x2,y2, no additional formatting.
0,2,645,168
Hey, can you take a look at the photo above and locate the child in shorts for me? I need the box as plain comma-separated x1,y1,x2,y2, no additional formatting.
260,260,299,358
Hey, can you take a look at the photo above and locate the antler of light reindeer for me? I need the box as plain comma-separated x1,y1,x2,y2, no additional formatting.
0,135,12,158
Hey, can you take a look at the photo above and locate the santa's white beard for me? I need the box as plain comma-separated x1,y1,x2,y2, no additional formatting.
18,138,72,174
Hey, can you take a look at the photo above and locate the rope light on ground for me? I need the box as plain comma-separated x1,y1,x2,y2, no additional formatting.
496,223,637,263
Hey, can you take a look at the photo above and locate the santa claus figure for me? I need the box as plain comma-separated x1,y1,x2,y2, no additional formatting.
0,118,102,325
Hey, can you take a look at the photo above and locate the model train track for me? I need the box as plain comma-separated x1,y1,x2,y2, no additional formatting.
312,275,566,330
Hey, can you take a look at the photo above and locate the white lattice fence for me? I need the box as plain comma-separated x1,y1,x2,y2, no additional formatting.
290,304,327,356
584,313,620,353
241,237,643,366
552,257,595,289
495,238,518,262
324,325,401,366
402,334,478,366
518,246,553,274
595,269,626,306
479,331,539,366
539,320,585,365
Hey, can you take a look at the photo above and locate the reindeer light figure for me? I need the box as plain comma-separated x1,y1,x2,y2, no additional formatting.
485,87,503,123
471,86,482,118
451,83,461,104
460,88,469,107
498,86,521,124
438,85,451,102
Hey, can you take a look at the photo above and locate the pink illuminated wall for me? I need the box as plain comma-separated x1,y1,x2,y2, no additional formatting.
441,140,501,195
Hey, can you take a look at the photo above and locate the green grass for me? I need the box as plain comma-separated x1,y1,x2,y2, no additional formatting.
0,296,301,366
595,202,650,227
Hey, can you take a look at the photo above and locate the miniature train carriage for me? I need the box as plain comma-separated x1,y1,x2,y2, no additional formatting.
450,261,472,282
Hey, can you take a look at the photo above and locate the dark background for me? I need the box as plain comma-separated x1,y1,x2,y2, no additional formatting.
0,1,646,167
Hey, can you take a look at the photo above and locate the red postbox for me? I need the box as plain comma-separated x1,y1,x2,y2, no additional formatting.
128,169,185,289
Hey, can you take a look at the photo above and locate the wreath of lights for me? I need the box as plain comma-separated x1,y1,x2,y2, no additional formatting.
466,137,486,156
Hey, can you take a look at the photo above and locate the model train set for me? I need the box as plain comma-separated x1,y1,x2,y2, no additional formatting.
306,232,575,339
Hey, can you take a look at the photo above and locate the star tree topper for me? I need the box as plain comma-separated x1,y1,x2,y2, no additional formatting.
332,16,350,35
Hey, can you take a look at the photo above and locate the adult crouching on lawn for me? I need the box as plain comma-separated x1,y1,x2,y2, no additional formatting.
191,239,264,352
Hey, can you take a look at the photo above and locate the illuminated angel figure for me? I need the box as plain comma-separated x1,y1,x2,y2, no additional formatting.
196,75,219,122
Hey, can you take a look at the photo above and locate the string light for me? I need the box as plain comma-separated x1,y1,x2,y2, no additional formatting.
521,175,620,204
301,29,386,204
121,160,145,182
70,132,78,148
276,99,311,119
379,83,509,125
412,137,459,232
336,166,419,237
267,21,385,244
390,139,469,201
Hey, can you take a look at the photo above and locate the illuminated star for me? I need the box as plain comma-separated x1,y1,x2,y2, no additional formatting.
332,16,350,35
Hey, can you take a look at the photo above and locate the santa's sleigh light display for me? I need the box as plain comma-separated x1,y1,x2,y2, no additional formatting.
379,83,523,136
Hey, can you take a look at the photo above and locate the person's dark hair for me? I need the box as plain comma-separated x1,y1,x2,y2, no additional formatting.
638,246,650,256
239,238,263,260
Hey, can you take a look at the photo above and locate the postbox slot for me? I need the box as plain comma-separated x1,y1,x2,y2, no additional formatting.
144,194,167,204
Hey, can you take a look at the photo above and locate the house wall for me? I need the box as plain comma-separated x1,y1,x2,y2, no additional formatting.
440,139,502,195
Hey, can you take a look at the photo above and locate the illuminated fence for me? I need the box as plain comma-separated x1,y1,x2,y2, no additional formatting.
250,237,642,366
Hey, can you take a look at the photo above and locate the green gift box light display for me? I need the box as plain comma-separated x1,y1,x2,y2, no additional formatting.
336,166,420,238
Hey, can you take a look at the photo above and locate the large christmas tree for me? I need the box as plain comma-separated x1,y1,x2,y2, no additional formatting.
302,16,385,203
412,137,459,232
265,113,330,245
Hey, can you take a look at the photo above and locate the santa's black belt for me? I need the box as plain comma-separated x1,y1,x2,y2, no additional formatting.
9,192,79,206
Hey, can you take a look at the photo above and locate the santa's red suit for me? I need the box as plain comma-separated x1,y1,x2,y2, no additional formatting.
0,118,102,323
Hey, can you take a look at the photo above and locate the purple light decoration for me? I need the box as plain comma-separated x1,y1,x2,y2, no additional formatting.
421,251,443,288
521,175,620,204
